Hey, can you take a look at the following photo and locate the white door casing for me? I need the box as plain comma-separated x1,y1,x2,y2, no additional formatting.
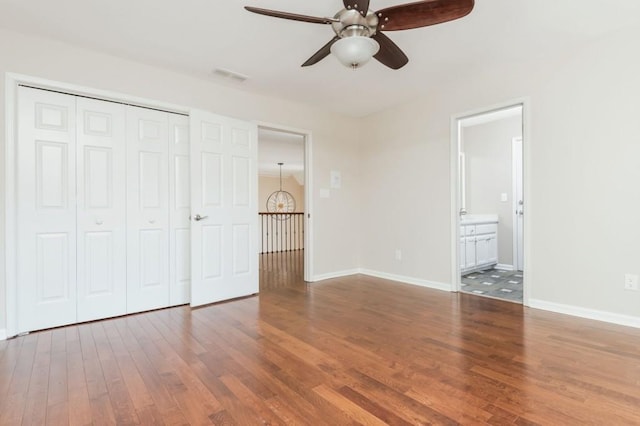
16,87,78,333
190,110,258,307
76,97,127,322
126,106,171,313
169,114,191,306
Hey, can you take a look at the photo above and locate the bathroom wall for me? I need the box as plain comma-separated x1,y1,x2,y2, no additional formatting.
462,115,522,267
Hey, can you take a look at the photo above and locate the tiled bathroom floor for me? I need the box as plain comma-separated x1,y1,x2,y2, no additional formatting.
461,268,523,303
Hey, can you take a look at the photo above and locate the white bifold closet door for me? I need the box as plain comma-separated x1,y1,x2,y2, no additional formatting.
169,115,192,305
190,110,258,306
17,87,79,332
125,107,191,313
16,87,191,333
125,106,171,313
16,88,129,331
76,97,127,322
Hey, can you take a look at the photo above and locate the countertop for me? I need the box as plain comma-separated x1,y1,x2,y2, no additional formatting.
460,214,498,225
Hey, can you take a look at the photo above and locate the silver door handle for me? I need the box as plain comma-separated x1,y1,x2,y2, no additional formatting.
192,214,208,221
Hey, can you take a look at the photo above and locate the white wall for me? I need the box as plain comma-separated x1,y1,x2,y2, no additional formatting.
0,28,362,331
360,22,640,321
463,116,522,266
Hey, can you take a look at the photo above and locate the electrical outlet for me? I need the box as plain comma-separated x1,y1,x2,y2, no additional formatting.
395,249,402,261
624,274,639,291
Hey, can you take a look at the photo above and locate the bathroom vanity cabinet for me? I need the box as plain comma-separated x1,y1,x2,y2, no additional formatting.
460,218,498,274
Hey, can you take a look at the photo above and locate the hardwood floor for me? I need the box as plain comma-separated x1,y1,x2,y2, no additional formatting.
2,256,640,424
260,251,304,291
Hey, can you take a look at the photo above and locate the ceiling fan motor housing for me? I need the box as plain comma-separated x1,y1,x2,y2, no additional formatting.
331,9,379,38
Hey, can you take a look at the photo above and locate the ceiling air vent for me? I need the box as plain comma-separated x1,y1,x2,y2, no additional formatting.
212,68,248,83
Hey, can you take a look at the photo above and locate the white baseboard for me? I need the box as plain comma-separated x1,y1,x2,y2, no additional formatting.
0,329,7,341
495,264,515,271
359,269,452,292
311,268,453,293
528,299,640,329
311,269,361,282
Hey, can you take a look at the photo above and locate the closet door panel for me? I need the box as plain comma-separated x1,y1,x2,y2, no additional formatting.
127,106,170,313
76,98,127,322
17,87,77,333
169,114,191,305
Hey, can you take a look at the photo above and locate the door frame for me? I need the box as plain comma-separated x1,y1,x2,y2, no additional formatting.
449,97,531,305
256,122,313,282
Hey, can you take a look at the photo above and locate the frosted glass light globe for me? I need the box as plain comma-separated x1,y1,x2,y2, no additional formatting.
330,36,380,69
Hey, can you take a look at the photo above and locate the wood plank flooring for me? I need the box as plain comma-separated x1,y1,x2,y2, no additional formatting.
2,253,640,424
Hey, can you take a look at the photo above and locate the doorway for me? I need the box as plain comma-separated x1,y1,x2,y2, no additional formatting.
257,126,310,290
453,102,526,304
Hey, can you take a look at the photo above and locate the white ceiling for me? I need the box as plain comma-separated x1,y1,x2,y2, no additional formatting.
2,1,640,117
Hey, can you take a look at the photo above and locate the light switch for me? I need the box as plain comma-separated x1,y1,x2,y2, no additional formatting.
501,193,508,202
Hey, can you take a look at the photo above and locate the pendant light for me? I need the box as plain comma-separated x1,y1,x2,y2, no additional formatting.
266,163,296,219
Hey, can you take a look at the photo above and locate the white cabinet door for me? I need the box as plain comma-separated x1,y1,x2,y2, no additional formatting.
126,106,170,313
169,114,191,306
487,233,498,264
476,235,489,266
190,110,258,307
76,97,127,322
16,87,78,333
459,237,466,270
475,233,498,267
464,236,477,270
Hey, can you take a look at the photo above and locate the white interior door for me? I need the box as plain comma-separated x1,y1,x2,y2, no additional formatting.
126,106,170,313
169,114,191,305
513,137,524,271
16,87,78,333
76,97,127,322
190,110,258,307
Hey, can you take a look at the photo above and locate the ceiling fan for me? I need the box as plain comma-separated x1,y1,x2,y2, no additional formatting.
245,0,474,70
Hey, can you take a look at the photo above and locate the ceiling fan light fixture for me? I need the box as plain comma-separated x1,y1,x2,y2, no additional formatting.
330,36,380,69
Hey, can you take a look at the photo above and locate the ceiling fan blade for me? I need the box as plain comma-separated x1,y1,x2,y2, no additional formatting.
376,0,474,31
244,6,335,25
343,0,370,16
302,36,340,67
372,33,409,69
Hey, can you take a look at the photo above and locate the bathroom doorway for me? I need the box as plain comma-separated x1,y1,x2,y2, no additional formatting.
452,102,526,304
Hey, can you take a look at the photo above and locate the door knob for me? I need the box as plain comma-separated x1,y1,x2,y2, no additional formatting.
193,214,208,221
